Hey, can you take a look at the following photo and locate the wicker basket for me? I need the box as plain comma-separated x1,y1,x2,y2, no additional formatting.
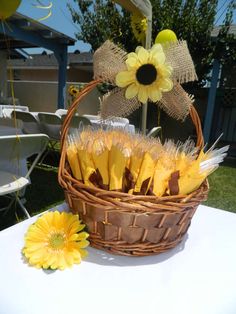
58,79,209,256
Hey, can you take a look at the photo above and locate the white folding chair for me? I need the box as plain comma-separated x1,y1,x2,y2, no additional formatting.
0,118,23,135
12,111,41,134
0,134,49,218
2,108,14,118
55,109,68,117
37,112,62,142
37,113,62,164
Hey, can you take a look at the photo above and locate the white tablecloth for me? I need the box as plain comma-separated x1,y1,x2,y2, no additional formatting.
0,204,236,314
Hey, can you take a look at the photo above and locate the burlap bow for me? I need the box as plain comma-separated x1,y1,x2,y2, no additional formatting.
93,40,197,121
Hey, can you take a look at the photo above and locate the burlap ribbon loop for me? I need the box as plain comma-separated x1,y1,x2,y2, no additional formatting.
99,87,141,119
158,83,194,121
94,41,127,85
164,40,198,83
93,40,197,121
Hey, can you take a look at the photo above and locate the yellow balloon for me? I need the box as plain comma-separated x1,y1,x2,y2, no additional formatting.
155,29,177,45
0,0,21,20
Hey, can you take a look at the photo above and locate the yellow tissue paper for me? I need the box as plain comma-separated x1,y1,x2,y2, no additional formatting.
134,152,156,194
178,150,206,195
109,145,129,191
66,144,82,181
152,161,173,197
77,149,96,187
175,152,192,176
128,152,143,194
92,140,109,187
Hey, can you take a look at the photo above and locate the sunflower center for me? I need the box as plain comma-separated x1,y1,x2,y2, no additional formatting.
49,233,65,249
136,63,157,85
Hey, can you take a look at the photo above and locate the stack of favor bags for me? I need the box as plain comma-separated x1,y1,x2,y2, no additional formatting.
67,128,228,197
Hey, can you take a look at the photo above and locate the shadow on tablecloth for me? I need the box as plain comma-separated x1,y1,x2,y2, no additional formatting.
85,234,188,267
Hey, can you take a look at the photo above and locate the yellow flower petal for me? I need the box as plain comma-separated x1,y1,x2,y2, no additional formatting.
150,44,163,55
158,64,173,78
138,86,149,104
78,248,88,258
125,83,139,99
151,51,166,65
35,218,51,233
76,232,89,240
126,57,139,70
135,46,142,54
64,253,74,267
23,242,45,251
137,47,149,63
159,78,173,91
68,234,79,241
116,71,135,87
73,251,82,264
149,87,162,102
76,240,90,249
67,221,83,235
58,253,66,270
149,44,163,63
24,230,45,241
126,52,139,70
127,52,138,59
76,224,86,232
52,211,62,229
46,253,57,267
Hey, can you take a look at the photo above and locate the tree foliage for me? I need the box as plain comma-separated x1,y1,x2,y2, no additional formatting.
68,0,236,86
67,0,138,52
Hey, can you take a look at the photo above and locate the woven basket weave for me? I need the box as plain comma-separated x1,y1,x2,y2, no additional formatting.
58,80,209,256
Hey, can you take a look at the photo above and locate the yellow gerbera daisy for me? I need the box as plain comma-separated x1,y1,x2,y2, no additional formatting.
115,44,173,104
23,211,89,270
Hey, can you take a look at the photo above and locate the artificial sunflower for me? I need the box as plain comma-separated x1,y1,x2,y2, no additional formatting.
69,85,80,98
116,45,173,104
93,40,198,121
23,211,89,270
131,13,147,43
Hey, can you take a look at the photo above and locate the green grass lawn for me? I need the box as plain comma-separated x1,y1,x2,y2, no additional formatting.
0,162,235,231
205,165,236,213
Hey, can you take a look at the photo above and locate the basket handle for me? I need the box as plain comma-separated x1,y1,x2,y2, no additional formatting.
189,105,204,149
59,80,101,187
60,79,101,150
59,79,204,183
